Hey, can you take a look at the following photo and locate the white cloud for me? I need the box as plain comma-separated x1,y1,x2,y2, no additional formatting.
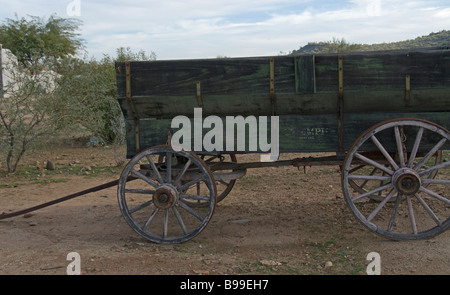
1,0,449,59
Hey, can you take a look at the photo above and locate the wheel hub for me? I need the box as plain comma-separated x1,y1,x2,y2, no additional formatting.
153,184,178,209
392,168,421,196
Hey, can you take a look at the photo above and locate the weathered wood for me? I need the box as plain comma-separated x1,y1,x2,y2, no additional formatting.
124,112,449,158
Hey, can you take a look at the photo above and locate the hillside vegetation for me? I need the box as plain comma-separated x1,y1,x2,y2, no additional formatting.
291,30,450,55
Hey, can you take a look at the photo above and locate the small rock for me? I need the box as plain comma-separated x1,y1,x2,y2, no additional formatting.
46,160,55,170
325,261,333,268
28,221,38,226
193,269,210,275
260,260,281,266
23,213,34,218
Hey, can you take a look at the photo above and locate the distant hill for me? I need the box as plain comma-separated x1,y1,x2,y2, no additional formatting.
290,30,450,55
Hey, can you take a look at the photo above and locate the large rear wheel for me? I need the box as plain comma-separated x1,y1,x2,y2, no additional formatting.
342,119,450,240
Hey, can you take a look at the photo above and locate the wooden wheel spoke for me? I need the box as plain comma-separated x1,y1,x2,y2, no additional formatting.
419,186,450,205
178,200,205,221
181,194,210,202
172,206,188,235
388,195,402,232
131,169,159,188
125,189,155,195
394,126,406,167
143,207,159,230
421,179,450,185
419,161,450,177
355,152,394,175
367,188,396,222
406,196,418,234
352,182,393,202
180,175,205,191
407,127,424,168
371,135,399,170
348,174,391,181
174,159,192,185
162,210,169,239
129,199,154,214
166,152,172,183
415,194,442,226
146,155,163,183
349,164,366,174
414,138,447,171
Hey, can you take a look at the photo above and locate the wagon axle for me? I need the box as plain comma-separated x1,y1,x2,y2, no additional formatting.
153,185,178,210
393,168,421,196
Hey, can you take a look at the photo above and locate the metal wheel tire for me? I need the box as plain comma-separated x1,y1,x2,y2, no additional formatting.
342,118,450,240
118,145,217,244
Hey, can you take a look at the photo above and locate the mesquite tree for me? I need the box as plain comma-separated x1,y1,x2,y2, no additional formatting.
0,52,60,173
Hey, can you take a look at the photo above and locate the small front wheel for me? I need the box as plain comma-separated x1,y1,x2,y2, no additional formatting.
118,145,217,244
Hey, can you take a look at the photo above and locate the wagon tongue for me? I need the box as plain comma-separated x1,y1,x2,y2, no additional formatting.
0,177,133,220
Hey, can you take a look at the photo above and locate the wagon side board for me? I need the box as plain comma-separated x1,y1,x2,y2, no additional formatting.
124,112,450,158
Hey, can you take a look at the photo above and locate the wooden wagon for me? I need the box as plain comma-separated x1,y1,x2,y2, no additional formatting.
114,48,450,244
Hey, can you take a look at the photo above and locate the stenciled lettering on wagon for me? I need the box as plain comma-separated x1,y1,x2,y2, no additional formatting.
171,108,280,161
298,127,331,140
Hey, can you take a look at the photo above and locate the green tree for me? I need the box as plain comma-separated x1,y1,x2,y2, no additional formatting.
0,52,60,172
0,14,83,172
53,47,157,145
0,14,83,70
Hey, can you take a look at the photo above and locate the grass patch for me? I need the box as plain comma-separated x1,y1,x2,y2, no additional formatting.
0,161,123,188
33,178,70,185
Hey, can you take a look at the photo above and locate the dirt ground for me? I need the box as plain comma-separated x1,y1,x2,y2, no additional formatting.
0,142,449,275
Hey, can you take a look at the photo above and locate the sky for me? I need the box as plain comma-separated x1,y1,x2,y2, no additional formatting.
1,0,450,60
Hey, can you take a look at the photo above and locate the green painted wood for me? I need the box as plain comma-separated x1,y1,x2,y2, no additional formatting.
295,55,315,93
117,89,450,120
124,112,449,158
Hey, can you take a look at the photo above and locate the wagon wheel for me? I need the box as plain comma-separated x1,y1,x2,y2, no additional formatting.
342,118,450,240
197,154,237,204
117,145,217,244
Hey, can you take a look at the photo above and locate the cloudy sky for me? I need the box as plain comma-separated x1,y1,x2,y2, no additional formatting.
1,0,450,60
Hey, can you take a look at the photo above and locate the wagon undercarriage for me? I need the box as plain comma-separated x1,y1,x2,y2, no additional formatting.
112,118,449,244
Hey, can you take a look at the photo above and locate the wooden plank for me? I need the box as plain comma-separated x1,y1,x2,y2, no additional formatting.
124,111,449,158
295,55,315,93
117,88,450,120
117,56,295,97
343,51,450,91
